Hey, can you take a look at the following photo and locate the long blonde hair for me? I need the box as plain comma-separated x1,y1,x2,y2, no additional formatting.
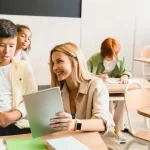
49,42,95,87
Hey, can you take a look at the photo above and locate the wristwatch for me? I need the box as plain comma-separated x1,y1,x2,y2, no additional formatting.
76,119,82,130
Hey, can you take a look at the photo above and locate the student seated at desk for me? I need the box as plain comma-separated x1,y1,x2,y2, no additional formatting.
0,19,37,136
87,38,132,141
49,42,121,150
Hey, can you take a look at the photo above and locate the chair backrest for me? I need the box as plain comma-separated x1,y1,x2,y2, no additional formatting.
140,46,150,58
140,46,150,79
124,82,150,134
125,88,150,111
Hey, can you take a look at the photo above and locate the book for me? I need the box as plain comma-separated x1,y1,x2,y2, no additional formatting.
46,136,91,150
105,78,120,84
0,139,6,150
5,137,47,150
105,78,140,84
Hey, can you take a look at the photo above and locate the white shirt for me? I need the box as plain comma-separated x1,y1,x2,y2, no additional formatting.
103,59,117,75
15,49,29,61
0,64,12,112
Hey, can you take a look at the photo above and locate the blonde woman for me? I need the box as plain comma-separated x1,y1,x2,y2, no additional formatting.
49,42,121,150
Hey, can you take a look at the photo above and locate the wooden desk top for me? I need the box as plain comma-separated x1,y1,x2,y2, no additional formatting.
137,107,150,118
1,131,108,150
134,58,150,63
105,78,150,93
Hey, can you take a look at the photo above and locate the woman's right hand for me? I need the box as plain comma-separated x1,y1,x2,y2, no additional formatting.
50,112,76,131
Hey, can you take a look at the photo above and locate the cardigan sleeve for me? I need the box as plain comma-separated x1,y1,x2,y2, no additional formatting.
90,79,115,134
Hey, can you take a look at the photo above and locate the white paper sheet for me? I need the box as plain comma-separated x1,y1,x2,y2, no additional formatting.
105,78,120,84
105,78,140,84
46,136,91,150
0,139,6,150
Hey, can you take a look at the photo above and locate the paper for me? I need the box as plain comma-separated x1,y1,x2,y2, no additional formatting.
46,136,91,150
5,137,47,150
105,78,120,84
105,78,140,84
0,139,6,150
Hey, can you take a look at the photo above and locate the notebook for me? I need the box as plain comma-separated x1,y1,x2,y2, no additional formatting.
46,136,91,150
105,78,140,84
5,137,46,150
105,78,120,84
23,87,64,138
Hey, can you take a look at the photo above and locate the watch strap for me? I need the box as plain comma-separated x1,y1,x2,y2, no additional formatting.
76,119,82,130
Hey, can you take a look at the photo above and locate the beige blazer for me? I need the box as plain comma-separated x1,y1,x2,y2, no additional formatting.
61,79,122,150
61,78,114,133
10,58,38,128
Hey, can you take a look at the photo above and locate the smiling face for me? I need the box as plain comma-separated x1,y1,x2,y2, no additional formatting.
17,28,31,50
0,37,17,66
52,51,73,81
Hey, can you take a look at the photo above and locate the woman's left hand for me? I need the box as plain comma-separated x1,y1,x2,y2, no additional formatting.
119,74,129,84
50,112,76,131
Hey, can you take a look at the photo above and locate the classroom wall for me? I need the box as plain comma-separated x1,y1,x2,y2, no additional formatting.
0,15,81,85
0,0,150,85
132,0,150,76
0,0,81,85
81,0,135,67
81,0,150,77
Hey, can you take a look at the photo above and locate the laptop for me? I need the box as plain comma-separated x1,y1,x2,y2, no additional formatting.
23,87,64,138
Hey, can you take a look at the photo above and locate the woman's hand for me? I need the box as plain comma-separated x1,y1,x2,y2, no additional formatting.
120,74,129,84
50,112,76,131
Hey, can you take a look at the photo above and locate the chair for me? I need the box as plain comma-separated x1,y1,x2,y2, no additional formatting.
124,82,150,150
140,46,150,80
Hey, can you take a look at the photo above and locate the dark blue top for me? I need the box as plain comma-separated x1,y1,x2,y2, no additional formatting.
71,114,75,119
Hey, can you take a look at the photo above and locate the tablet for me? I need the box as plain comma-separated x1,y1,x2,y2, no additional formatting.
23,87,64,138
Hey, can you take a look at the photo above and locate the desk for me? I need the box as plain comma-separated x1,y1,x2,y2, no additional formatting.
134,58,150,63
109,93,124,101
105,78,150,94
1,131,108,150
137,107,150,118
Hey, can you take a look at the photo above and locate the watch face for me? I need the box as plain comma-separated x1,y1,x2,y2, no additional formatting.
77,122,82,130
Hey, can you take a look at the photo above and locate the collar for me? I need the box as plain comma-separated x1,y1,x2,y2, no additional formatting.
78,80,89,94
100,53,122,68
100,53,122,62
61,80,90,95
99,54,104,63
117,54,122,61
11,58,19,71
